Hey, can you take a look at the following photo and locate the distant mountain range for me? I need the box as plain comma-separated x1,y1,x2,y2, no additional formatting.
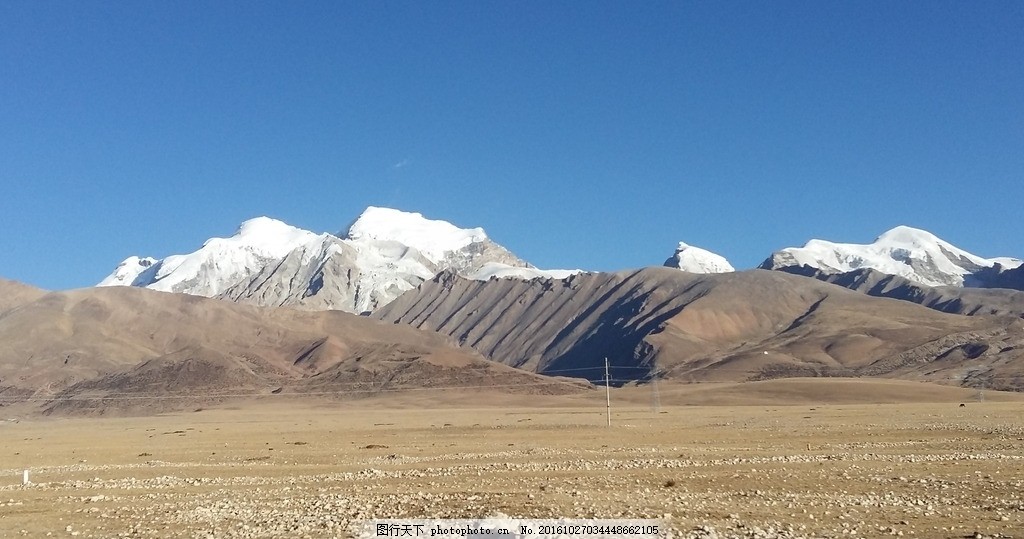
6,265,1023,417
97,208,1023,317
760,225,1022,288
99,207,572,314
3,210,1023,414
375,268,1024,391
759,226,1024,317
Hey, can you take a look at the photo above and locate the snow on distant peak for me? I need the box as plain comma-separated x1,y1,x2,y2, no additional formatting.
98,217,320,296
763,225,1015,287
97,256,159,287
344,207,487,264
664,241,735,274
97,207,538,312
468,262,584,281
214,216,321,259
990,257,1024,270
873,225,1024,272
874,225,943,246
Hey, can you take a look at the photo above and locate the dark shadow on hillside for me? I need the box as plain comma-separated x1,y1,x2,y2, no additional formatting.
773,266,1024,318
538,287,701,385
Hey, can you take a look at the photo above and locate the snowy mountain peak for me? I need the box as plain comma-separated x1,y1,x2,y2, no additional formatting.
98,207,542,313
97,218,320,297
664,242,734,274
344,206,488,264
97,256,160,287
761,226,1016,288
237,215,290,234
207,216,320,259
874,225,942,246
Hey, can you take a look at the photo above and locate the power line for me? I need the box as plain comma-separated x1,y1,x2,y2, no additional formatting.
1,363,1019,404
604,357,611,427
0,379,596,403
651,374,661,414
543,365,651,374
3,374,1019,404
0,374,729,404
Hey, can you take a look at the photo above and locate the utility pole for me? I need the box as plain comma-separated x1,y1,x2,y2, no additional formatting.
651,372,661,414
604,357,611,427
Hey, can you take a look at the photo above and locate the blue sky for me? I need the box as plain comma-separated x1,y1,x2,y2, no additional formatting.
2,1,1022,290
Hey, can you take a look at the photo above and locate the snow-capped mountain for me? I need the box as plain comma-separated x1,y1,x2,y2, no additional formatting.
97,217,319,296
97,207,541,313
346,207,486,266
760,225,1022,288
99,256,160,288
663,242,734,274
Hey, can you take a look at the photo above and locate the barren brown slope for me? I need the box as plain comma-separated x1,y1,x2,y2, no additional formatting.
0,277,46,315
773,265,1024,317
374,268,1024,390
0,286,586,415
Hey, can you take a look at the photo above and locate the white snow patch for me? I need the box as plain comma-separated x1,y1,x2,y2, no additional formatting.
97,256,159,287
666,242,735,274
990,257,1024,270
468,262,584,281
345,206,487,264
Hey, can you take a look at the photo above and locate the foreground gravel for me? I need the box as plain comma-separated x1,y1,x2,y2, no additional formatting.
2,403,1023,539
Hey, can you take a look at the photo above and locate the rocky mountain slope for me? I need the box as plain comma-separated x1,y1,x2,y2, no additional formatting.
0,284,585,415
970,263,1024,290
375,268,1024,390
761,225,1022,288
97,208,1022,319
97,207,542,313
774,265,1024,318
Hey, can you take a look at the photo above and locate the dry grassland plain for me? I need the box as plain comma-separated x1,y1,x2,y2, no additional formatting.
2,379,1023,539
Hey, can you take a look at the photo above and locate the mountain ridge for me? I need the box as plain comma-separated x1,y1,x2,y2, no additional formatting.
98,207,542,314
95,212,1022,317
374,267,1024,390
761,225,1022,288
0,284,586,415
774,265,1024,318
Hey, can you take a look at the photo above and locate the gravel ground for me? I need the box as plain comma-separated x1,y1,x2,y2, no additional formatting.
1,402,1022,539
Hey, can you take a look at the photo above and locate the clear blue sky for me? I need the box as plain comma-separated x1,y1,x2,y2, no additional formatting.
2,1,1022,290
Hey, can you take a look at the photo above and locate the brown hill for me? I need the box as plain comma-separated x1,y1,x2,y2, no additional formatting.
0,284,587,415
374,268,1024,391
773,265,1024,317
0,277,46,315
